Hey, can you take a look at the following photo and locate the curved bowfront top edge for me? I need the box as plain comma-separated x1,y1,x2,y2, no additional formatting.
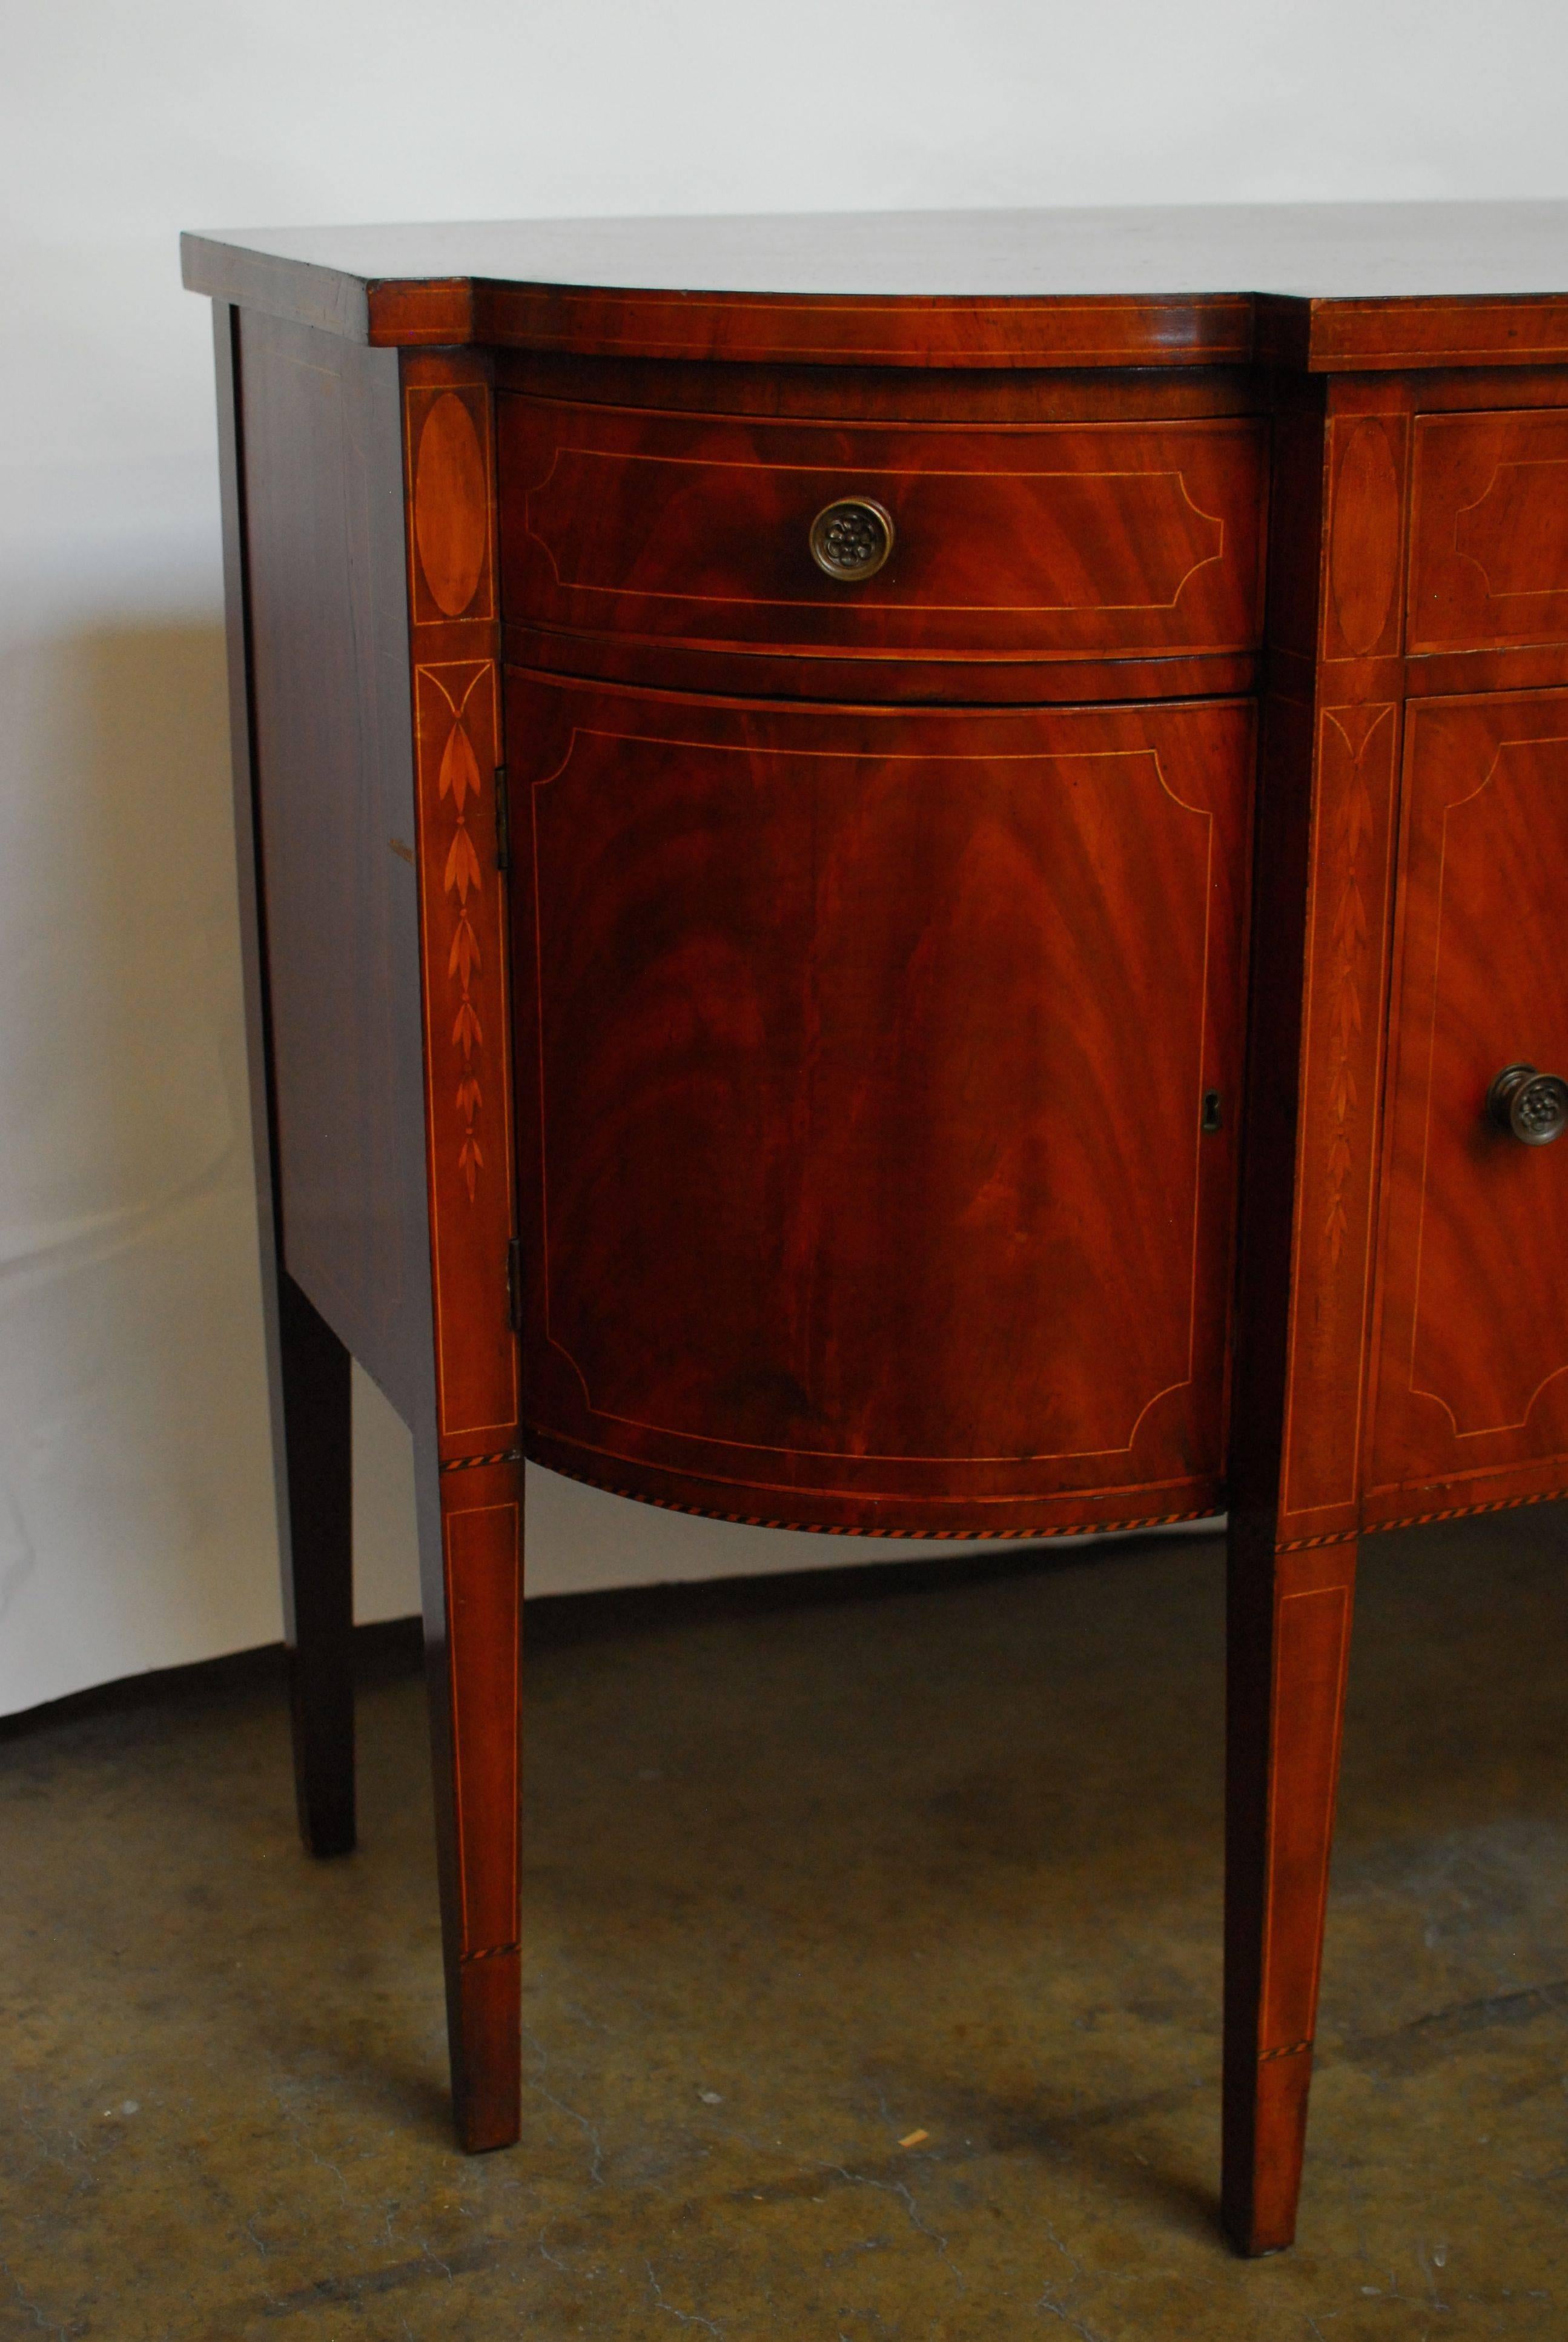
181,202,1568,371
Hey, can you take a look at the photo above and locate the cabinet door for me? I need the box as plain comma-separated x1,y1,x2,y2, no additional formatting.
1370,692,1568,1513
508,676,1254,1533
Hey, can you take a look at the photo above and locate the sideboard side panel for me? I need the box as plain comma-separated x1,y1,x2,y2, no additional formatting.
236,308,431,1423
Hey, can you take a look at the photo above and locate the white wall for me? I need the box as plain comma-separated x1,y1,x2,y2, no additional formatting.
3,0,1565,1713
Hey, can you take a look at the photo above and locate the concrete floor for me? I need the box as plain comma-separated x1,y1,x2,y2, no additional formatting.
4,1514,1568,2340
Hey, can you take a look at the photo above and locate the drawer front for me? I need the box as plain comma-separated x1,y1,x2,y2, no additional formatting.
500,400,1266,663
1410,409,1568,653
1371,692,1568,1506
508,675,1254,1532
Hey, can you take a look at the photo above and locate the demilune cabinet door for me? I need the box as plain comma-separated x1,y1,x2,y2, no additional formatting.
1370,690,1568,1515
508,675,1254,1533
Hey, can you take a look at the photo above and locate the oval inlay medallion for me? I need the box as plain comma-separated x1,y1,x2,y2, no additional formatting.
1329,417,1401,657
414,392,488,618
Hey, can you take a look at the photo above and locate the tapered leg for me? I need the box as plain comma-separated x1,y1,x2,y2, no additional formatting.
1217,382,1404,2246
414,1447,524,2151
273,1269,356,1857
1223,1526,1357,2254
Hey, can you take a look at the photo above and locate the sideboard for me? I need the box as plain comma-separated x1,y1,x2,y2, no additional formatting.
182,203,1568,2253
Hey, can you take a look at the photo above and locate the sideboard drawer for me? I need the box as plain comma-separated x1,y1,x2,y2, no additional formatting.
499,399,1266,666
508,674,1254,1533
1371,691,1568,1504
1410,409,1568,652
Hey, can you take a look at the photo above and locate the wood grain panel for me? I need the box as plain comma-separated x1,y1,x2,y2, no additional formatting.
500,402,1266,663
509,675,1252,1530
1371,692,1568,1500
1411,410,1568,651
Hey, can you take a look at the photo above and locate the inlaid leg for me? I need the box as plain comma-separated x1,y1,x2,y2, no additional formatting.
415,1447,524,2151
1223,1527,1358,2254
272,1269,355,1857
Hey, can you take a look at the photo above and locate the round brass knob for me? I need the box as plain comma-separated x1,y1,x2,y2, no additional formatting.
809,496,895,582
1487,1062,1568,1145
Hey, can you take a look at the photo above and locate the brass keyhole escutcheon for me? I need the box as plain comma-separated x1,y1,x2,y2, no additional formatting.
809,496,895,582
1487,1062,1568,1146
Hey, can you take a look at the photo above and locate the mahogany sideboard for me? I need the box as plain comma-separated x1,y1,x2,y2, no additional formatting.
183,203,1568,2254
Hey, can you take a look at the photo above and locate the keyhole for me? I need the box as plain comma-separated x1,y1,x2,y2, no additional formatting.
1201,1090,1223,1134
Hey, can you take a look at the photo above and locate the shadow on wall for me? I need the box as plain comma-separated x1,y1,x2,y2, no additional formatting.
0,616,280,1712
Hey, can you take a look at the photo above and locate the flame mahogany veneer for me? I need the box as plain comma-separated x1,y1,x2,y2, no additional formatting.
185,206,1568,2253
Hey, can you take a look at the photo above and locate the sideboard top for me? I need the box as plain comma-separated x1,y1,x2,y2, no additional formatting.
182,202,1568,372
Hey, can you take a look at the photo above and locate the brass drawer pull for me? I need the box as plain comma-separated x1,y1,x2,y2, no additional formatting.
809,496,895,582
1487,1062,1568,1145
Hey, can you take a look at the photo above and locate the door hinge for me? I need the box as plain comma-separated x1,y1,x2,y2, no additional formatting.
495,764,511,872
506,1237,524,1334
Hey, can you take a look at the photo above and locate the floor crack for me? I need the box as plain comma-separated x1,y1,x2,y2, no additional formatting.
821,2163,966,2294
644,2257,723,2334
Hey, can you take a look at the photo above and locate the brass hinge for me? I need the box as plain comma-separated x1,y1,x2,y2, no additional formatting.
494,764,511,872
506,1237,524,1335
